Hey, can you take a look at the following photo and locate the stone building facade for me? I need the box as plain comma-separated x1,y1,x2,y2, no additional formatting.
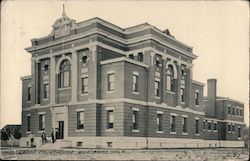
20,13,245,148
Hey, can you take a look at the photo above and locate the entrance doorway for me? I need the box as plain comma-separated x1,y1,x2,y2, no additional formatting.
57,121,64,139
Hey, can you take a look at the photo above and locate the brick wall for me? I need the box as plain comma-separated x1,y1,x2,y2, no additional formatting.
68,104,97,137
101,61,125,99
21,78,32,109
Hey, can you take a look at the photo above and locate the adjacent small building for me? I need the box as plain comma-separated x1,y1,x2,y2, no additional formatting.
20,12,245,148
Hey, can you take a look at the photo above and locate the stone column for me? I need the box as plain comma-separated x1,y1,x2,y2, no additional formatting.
161,55,167,103
176,62,181,106
31,58,36,106
71,51,78,102
50,56,56,105
35,60,41,104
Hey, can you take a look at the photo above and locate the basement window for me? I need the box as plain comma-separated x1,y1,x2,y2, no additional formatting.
77,142,83,147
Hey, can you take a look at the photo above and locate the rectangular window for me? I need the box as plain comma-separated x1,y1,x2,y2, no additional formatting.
213,122,217,131
238,127,241,138
64,71,70,87
155,81,160,97
240,109,243,116
232,107,235,115
39,114,45,131
28,87,31,101
81,77,88,94
180,87,185,103
107,110,114,129
228,124,231,132
195,119,199,134
166,75,171,91
155,60,160,72
157,114,163,131
232,124,235,132
77,111,84,129
107,73,114,91
195,91,199,105
236,108,239,116
132,75,139,92
132,111,139,130
182,117,187,133
27,116,31,132
228,106,231,115
208,122,212,131
203,120,206,130
138,52,143,62
43,84,49,98
170,115,176,132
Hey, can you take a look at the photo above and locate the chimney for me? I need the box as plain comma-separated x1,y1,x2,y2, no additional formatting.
206,79,217,116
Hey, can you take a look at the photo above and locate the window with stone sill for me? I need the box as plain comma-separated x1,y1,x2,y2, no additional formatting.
203,120,206,130
228,124,231,132
213,122,217,131
77,111,84,130
238,127,241,138
107,73,114,91
138,52,143,62
240,109,243,116
81,77,88,94
155,60,161,72
132,110,139,130
195,91,199,105
155,81,160,97
232,124,235,132
180,87,185,103
27,87,32,102
107,110,114,129
228,106,231,115
43,83,49,99
170,115,176,132
195,119,199,134
27,115,31,132
132,74,139,93
39,114,45,131
182,117,187,133
58,60,71,88
208,122,212,131
236,108,239,116
157,114,163,132
166,65,174,92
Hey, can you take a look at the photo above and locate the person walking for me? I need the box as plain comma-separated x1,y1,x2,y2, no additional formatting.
51,128,55,143
41,132,45,145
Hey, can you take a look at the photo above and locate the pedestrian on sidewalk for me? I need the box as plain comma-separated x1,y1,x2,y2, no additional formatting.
51,128,55,143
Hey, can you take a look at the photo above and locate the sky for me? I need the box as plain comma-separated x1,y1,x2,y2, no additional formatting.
1,0,249,128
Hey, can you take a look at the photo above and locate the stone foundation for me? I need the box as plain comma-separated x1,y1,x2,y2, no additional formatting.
20,137,245,149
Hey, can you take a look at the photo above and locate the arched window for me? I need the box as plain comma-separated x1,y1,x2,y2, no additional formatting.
59,60,71,88
166,65,174,91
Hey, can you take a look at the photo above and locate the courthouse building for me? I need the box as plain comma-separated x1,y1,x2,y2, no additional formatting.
20,11,245,148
